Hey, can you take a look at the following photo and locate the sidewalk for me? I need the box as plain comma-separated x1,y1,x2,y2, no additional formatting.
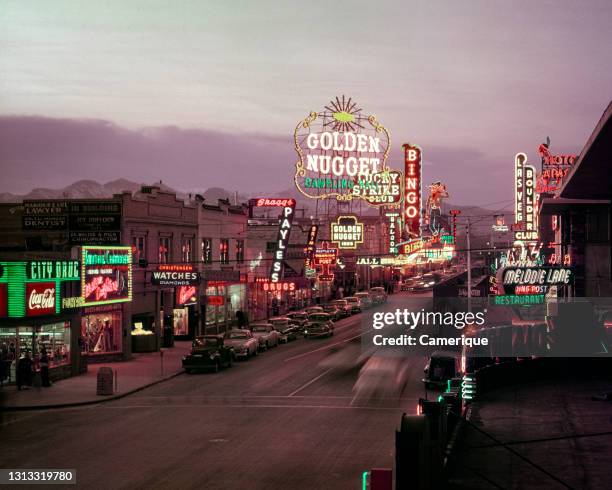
0,341,191,410
446,378,612,489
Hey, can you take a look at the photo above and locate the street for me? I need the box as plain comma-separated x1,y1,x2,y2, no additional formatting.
0,292,432,490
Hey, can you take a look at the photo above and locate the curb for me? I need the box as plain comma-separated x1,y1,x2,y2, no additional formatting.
0,370,185,412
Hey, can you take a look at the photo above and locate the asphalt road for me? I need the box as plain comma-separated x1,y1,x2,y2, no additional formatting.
0,292,434,490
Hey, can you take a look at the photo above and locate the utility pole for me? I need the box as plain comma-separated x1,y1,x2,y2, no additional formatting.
466,218,472,313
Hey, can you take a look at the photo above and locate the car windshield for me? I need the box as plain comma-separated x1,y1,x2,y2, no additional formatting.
194,337,218,347
346,298,358,303
227,332,248,339
331,301,347,306
309,314,329,321
252,326,268,332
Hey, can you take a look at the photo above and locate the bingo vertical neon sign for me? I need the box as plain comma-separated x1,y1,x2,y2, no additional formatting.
403,143,422,240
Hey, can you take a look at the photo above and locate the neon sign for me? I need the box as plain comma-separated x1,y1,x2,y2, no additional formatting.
385,212,400,254
26,282,56,317
294,96,390,202
262,281,297,292
81,246,132,307
314,247,338,282
330,215,364,249
304,224,318,270
27,260,79,281
403,144,422,239
502,267,573,287
514,153,538,243
176,285,198,305
268,199,296,282
356,257,382,266
353,169,403,206
151,264,199,286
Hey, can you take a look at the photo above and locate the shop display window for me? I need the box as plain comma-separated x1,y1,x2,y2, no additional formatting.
37,322,71,367
81,311,122,355
173,308,189,336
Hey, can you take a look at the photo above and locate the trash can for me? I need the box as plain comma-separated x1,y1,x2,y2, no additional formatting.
162,324,174,348
97,367,114,396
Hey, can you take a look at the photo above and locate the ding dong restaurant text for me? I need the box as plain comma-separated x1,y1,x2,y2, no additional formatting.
80,246,133,362
0,260,82,381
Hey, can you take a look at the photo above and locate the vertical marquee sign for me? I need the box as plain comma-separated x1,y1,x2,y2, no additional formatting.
249,198,297,283
385,212,401,254
293,96,391,203
304,224,319,272
514,153,538,243
403,143,422,240
81,246,132,307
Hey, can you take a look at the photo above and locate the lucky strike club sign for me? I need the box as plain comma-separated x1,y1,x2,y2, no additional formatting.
81,246,132,306
294,96,393,205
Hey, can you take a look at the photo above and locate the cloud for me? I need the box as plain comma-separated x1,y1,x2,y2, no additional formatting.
0,116,295,195
0,115,514,205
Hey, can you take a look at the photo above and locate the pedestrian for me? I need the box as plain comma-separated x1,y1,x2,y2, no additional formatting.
16,351,33,391
40,348,51,387
0,345,7,388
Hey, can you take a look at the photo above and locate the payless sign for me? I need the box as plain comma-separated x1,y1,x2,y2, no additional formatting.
249,198,296,283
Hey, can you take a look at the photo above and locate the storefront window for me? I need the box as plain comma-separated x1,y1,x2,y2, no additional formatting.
173,307,189,336
133,236,146,261
37,322,71,367
81,311,122,355
182,237,193,262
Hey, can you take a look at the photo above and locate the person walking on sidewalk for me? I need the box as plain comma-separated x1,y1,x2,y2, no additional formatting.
40,348,51,387
16,351,34,391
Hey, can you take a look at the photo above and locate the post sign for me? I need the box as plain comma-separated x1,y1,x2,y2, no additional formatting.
293,96,390,203
25,282,56,317
403,144,422,240
81,246,132,307
152,264,200,286
330,215,364,249
314,248,338,282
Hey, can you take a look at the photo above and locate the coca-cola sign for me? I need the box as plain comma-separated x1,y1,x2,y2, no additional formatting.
26,282,56,316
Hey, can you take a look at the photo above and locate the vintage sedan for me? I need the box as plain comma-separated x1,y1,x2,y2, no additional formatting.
344,297,362,314
369,287,388,304
268,317,298,343
250,322,280,350
329,299,352,318
322,304,342,321
223,329,259,359
285,311,309,332
304,312,335,338
182,335,234,373
304,306,325,315
355,292,373,309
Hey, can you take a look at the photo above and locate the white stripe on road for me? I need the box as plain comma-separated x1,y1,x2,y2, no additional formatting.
96,403,407,411
287,368,333,397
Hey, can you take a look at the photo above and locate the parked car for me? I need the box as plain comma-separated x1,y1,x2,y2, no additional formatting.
304,306,324,315
322,304,342,321
304,321,333,338
182,335,234,373
268,317,298,342
400,278,417,291
422,350,462,390
223,329,259,359
250,322,280,350
285,311,309,333
344,296,362,314
329,299,352,318
304,312,334,338
369,287,388,304
354,292,373,309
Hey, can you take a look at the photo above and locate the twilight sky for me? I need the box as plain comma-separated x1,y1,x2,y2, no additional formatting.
1,0,611,206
